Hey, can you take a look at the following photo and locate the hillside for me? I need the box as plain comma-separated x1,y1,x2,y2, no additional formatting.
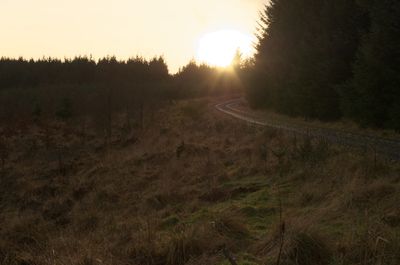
1,98,399,265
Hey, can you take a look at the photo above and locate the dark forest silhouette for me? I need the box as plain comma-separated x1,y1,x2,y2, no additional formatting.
0,56,169,124
248,0,400,130
0,55,243,132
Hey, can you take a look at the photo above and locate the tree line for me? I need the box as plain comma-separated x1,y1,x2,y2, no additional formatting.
0,56,173,136
248,0,400,130
173,54,247,98
0,56,169,90
0,55,245,134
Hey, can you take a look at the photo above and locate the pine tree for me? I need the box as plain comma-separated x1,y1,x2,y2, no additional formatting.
346,0,400,129
249,0,365,120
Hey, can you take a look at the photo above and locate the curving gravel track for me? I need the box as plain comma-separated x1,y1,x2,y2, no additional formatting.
216,98,400,160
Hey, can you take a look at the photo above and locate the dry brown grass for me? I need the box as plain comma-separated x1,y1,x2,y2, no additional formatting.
0,97,399,265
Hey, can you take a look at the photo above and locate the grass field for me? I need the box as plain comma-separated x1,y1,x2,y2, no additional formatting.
1,98,399,265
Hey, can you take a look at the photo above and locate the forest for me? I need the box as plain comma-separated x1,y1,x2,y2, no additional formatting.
0,56,245,134
0,56,170,129
248,0,400,130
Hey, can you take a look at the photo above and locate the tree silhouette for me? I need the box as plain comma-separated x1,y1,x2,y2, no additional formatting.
245,0,400,130
342,0,400,130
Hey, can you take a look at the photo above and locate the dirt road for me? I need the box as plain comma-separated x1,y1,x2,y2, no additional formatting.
216,98,400,160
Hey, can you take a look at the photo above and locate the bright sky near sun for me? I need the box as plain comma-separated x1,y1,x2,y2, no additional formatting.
0,0,265,73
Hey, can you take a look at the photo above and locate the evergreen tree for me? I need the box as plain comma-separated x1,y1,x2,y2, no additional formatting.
344,0,400,129
249,0,366,120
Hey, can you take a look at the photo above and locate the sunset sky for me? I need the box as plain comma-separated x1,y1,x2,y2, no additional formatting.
0,0,265,72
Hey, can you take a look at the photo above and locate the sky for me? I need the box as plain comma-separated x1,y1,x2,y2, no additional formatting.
0,0,265,73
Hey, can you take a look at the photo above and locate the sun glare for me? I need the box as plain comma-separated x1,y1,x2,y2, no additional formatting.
196,30,253,67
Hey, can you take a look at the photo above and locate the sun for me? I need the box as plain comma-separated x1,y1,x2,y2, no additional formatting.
196,30,253,67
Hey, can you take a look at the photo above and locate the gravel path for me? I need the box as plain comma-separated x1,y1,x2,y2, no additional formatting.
216,98,400,160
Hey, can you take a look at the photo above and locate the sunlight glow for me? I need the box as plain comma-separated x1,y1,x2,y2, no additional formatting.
196,30,254,67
